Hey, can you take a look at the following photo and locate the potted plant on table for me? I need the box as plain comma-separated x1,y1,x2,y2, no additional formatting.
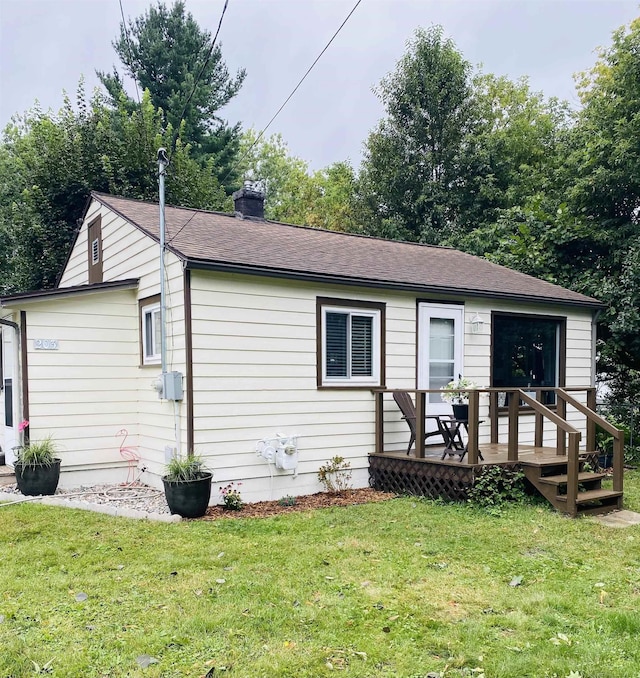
14,436,62,496
441,376,479,420
162,455,212,518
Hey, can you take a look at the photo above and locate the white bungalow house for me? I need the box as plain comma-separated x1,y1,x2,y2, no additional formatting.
0,188,611,508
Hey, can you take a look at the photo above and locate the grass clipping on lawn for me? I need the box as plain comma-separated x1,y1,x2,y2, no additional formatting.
1,472,640,678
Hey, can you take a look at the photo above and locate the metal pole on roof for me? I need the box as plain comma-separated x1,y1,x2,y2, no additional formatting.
157,148,169,378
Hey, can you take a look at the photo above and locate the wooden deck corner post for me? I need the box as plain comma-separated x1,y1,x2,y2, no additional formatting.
586,388,597,452
613,433,624,493
467,389,480,464
507,390,519,461
566,431,580,516
415,390,426,458
374,391,384,454
556,392,567,457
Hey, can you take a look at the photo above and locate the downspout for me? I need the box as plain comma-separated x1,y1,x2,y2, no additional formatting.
183,268,194,456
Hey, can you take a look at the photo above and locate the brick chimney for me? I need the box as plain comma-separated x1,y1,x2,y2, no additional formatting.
232,183,265,219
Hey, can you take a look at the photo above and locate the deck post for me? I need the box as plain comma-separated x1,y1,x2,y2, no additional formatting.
566,431,580,516
534,390,544,447
613,434,624,493
467,389,480,464
586,388,596,452
374,391,384,454
556,394,566,457
415,390,426,459
490,391,498,444
507,391,519,461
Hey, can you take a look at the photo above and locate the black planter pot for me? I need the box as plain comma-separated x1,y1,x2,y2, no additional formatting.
162,473,212,518
452,404,469,421
14,459,61,496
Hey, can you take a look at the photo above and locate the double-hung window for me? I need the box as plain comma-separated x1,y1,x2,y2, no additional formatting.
141,299,161,365
318,298,384,387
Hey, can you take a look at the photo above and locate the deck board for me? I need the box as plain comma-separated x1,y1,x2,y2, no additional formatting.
373,443,589,467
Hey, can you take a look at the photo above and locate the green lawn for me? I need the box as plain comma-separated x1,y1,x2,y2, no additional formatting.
2,474,640,678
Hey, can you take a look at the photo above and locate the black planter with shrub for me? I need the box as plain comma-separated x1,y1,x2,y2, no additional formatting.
162,456,212,518
14,438,61,496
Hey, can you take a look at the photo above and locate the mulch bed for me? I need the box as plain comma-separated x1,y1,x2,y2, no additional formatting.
200,487,395,520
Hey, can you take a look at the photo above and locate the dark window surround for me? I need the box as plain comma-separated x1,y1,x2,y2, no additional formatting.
491,311,566,411
138,294,161,367
316,297,386,389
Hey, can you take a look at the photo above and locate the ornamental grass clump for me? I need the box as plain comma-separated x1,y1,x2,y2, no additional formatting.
164,455,209,482
18,436,58,467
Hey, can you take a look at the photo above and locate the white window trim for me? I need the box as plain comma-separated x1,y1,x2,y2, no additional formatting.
321,305,381,386
142,302,161,365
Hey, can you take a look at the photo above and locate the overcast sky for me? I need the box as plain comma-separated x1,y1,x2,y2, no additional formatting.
0,0,637,170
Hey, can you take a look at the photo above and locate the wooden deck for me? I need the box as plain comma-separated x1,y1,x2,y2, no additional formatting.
374,443,588,467
370,387,624,516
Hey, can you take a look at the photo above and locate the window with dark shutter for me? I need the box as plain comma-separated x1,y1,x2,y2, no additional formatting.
318,299,384,387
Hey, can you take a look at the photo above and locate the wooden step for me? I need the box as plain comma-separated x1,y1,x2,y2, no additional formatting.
520,455,591,468
556,489,623,505
538,472,606,486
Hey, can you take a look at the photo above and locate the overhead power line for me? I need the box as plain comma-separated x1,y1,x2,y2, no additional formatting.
168,0,230,163
238,0,364,165
118,0,150,159
168,0,364,244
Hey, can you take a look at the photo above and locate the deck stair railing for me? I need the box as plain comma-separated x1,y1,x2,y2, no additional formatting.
373,386,624,516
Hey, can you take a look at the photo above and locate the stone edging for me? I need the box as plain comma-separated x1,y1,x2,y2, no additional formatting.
0,491,182,523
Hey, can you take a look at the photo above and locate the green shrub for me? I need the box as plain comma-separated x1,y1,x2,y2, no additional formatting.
277,495,297,506
468,465,526,515
317,456,352,494
220,482,244,510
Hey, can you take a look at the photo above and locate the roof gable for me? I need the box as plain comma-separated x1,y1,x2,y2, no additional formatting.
92,192,601,309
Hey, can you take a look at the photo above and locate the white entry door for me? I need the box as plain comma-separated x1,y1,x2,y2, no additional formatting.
1,328,18,465
418,303,464,417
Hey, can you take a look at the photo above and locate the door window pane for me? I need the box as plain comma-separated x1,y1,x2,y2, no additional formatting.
429,318,455,402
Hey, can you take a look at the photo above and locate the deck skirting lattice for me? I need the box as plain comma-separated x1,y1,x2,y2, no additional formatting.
369,455,476,501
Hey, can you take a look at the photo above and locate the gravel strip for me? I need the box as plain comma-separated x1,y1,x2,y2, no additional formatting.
0,483,181,522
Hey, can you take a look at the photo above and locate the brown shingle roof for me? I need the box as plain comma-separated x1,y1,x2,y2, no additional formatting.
93,192,601,309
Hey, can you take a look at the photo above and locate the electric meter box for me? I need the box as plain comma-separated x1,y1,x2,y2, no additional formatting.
162,371,183,401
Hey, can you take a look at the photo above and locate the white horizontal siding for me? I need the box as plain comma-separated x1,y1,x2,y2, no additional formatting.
189,272,417,500
58,201,99,287
23,290,140,474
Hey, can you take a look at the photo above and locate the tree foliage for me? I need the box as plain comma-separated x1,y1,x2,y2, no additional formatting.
0,85,227,294
358,26,474,243
98,0,245,187
239,130,357,231
358,19,640,404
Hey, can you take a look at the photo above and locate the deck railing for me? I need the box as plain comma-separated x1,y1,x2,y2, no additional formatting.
372,387,624,512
